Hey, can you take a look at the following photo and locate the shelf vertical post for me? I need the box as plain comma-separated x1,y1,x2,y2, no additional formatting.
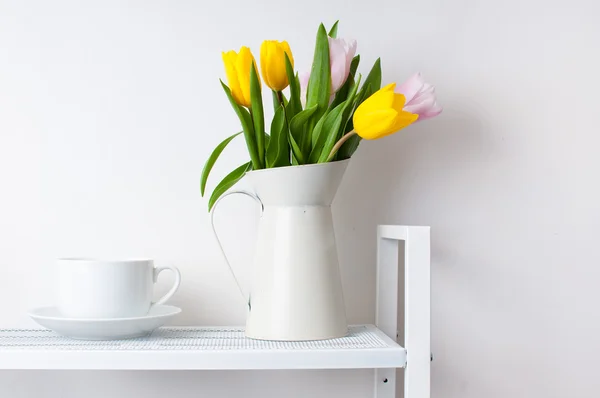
375,225,430,398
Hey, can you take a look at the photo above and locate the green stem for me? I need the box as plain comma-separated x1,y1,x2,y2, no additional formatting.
271,90,280,112
327,130,356,162
277,92,291,131
276,91,294,163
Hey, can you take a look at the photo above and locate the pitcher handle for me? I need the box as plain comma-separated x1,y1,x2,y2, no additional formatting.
210,190,264,310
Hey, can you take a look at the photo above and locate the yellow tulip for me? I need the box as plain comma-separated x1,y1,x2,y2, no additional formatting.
222,46,260,108
353,83,419,140
260,40,294,91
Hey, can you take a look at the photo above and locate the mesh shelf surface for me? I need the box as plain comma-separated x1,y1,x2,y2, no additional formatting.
0,325,387,351
0,325,406,370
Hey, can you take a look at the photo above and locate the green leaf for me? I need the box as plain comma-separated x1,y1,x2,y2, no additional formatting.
309,102,347,163
338,73,361,130
330,55,360,110
290,105,319,132
363,58,382,91
328,20,339,38
336,74,365,159
288,129,305,164
351,55,360,74
220,80,262,170
337,132,361,159
305,24,331,124
310,111,327,148
356,58,381,105
289,105,318,155
266,105,290,168
354,83,371,108
317,115,345,163
208,162,252,211
285,53,301,118
316,74,362,163
250,65,265,166
200,131,242,196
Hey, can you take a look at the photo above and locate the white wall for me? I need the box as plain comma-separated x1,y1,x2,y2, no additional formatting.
1,0,599,397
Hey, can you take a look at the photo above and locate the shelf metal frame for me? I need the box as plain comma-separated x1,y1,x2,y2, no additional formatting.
375,225,431,398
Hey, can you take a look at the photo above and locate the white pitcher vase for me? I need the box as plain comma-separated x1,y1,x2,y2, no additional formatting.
211,159,349,341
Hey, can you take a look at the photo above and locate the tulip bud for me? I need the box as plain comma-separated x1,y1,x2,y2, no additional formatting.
222,46,260,108
353,83,419,140
328,37,357,93
260,40,294,91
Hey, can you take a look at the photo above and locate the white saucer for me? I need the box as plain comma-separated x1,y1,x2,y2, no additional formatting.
28,305,181,340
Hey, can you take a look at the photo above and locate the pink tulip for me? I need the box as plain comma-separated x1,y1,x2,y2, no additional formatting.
329,37,357,93
395,73,442,121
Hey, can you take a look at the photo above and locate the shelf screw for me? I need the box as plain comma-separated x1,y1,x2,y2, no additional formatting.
383,378,388,384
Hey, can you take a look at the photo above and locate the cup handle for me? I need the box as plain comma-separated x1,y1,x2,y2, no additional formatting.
210,190,264,311
151,265,181,309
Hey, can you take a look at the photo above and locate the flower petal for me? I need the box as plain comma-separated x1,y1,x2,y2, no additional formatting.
260,41,271,89
222,50,243,106
299,71,310,107
396,72,424,103
392,93,406,113
281,40,294,67
235,47,253,107
329,37,349,92
271,44,287,90
403,95,435,116
343,39,357,84
385,110,418,137
353,84,395,117
406,84,434,106
346,39,357,68
417,101,443,120
353,109,398,140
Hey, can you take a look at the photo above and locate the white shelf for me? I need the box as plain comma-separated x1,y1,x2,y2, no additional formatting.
0,325,406,370
0,225,430,398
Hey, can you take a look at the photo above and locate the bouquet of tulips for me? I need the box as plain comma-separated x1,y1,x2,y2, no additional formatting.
201,21,442,210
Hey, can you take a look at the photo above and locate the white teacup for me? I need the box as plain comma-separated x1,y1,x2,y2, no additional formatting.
56,258,181,319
